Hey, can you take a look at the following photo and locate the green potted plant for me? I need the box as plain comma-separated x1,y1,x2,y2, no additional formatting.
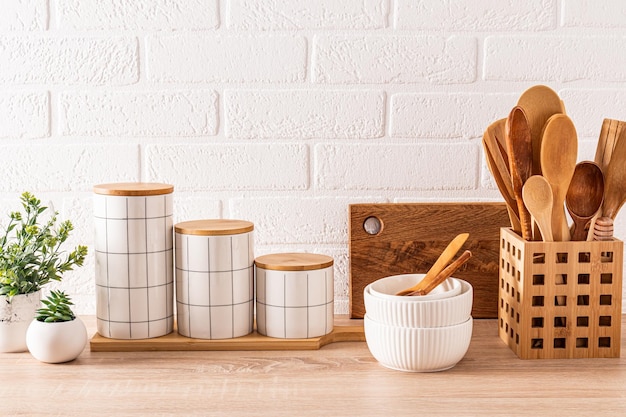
0,192,87,353
26,290,87,363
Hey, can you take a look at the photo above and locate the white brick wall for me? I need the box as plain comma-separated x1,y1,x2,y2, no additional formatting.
225,90,385,139
0,93,49,139
1,0,626,314
313,35,477,84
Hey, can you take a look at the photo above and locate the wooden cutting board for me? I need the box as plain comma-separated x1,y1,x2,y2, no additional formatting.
349,203,510,319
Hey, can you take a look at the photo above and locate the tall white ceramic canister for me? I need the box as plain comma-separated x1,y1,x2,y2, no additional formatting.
93,183,174,339
255,253,334,339
175,219,254,339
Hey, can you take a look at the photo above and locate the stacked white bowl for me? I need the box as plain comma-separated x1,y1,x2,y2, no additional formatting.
364,273,473,372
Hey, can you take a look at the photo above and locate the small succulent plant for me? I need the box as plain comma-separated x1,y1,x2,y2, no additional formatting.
35,290,76,323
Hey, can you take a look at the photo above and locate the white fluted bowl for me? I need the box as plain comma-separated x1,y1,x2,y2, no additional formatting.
364,279,473,328
364,315,473,372
368,273,462,301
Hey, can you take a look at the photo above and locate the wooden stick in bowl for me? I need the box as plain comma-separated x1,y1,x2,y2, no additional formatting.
407,251,473,296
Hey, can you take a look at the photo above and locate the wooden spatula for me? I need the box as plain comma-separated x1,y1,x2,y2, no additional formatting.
602,126,626,220
594,118,626,175
540,114,578,241
395,233,469,296
506,107,533,240
405,250,472,296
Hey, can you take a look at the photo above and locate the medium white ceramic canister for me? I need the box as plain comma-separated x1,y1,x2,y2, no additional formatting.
175,219,254,339
255,253,334,339
93,183,174,339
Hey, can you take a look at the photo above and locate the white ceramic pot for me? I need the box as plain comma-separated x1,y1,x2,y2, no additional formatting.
255,253,334,339
0,291,41,353
26,317,88,363
93,183,175,340
175,219,255,339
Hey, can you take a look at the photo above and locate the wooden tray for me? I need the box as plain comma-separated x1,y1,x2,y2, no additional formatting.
349,203,510,319
90,316,364,352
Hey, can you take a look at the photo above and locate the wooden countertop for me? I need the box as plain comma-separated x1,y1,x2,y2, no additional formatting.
2,316,626,416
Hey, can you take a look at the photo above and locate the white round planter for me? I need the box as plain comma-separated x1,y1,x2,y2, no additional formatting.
0,291,41,353
26,317,88,363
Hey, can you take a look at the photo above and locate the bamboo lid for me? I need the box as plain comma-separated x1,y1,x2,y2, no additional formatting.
175,219,254,236
254,253,334,271
93,182,174,196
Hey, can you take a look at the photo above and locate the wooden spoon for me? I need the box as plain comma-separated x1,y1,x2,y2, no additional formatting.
517,85,565,176
395,233,469,296
540,114,578,241
566,162,604,241
506,106,533,240
406,251,472,296
522,175,554,242
602,126,626,220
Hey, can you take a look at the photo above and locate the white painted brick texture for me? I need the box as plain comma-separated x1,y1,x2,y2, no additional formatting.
147,34,307,83
225,90,385,139
562,1,626,27
227,0,389,30
315,143,479,191
484,36,626,82
0,0,47,30
56,0,219,30
60,91,218,137
390,93,518,139
2,0,626,314
144,144,309,191
0,36,138,85
0,93,49,139
395,0,556,31
0,144,139,192
314,35,476,84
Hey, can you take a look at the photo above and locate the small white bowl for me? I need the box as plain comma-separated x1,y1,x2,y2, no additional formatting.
368,273,462,301
364,279,473,328
364,315,473,372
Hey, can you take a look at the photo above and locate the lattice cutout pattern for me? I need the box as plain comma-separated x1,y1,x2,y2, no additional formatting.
498,228,623,359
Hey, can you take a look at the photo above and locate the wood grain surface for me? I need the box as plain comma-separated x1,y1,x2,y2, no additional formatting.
349,203,510,319
174,219,254,235
90,317,361,352
93,182,174,196
3,315,626,417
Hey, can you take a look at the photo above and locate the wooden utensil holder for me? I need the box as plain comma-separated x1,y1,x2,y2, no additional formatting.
498,227,623,359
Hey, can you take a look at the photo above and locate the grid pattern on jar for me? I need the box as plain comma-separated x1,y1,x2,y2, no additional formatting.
256,267,334,339
175,232,254,339
94,193,174,339
498,227,623,359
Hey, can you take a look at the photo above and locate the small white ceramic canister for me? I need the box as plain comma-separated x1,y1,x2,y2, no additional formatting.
175,219,254,339
255,253,334,339
93,183,174,339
